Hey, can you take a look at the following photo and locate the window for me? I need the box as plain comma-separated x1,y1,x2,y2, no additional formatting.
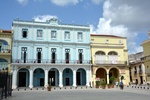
0,40,8,53
37,30,43,39
51,31,57,38
64,31,70,40
78,32,83,40
21,47,27,63
22,29,28,38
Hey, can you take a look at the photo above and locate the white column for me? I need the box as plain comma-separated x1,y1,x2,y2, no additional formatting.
86,70,90,86
73,70,76,87
107,73,109,84
59,70,63,87
44,70,48,88
12,69,17,89
29,70,33,88
89,68,93,87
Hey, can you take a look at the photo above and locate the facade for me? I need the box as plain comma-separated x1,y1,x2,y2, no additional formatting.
128,52,146,84
141,31,150,84
11,18,91,89
91,34,129,86
0,30,13,73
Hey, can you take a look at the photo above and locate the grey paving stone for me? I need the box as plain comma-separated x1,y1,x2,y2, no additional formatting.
5,86,150,100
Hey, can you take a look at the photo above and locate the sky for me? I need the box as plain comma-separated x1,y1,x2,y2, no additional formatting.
0,0,150,54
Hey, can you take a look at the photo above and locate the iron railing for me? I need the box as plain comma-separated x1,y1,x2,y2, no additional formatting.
94,60,126,65
12,59,91,64
0,71,12,100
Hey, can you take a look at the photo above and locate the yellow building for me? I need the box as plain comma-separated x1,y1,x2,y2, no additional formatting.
0,30,13,73
91,34,129,86
141,31,150,84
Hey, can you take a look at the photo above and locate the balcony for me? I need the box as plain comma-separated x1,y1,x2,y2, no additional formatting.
141,55,150,61
94,60,126,65
0,49,11,55
11,59,91,65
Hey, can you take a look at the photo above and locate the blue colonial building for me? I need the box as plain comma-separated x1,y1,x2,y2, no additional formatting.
11,18,91,89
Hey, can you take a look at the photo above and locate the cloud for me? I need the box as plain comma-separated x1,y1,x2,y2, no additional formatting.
92,0,103,4
50,0,81,6
92,0,150,54
17,0,28,5
33,15,58,22
103,0,150,33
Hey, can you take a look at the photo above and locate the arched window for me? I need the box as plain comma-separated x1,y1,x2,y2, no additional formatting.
108,51,118,64
0,40,8,53
108,51,118,55
95,51,106,64
95,51,105,55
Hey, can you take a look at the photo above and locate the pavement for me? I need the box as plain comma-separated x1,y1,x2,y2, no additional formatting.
4,86,150,100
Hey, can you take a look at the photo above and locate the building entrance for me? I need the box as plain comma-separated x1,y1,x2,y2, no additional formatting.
65,78,70,86
49,71,55,86
18,72,26,87
77,72,81,85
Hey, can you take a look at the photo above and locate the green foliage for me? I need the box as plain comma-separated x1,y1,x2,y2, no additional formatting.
96,81,100,86
101,81,106,86
109,76,115,84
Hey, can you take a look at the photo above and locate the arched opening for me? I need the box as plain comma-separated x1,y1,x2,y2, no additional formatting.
0,40,8,53
48,68,59,86
96,68,107,83
108,51,118,64
63,68,73,86
109,68,119,84
0,58,8,70
18,68,29,87
95,51,106,64
76,68,86,86
33,68,44,87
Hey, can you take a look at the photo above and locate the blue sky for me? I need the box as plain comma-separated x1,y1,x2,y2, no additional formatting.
0,0,150,54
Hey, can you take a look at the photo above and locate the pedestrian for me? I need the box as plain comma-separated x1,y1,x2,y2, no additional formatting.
143,80,147,86
120,81,124,90
115,81,118,88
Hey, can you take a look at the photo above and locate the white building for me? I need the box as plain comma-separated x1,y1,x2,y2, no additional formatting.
11,18,91,89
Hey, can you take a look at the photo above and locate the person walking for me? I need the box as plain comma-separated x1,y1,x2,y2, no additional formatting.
120,81,124,90
115,81,118,88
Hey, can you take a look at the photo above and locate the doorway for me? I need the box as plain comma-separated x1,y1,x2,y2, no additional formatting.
51,52,55,63
140,76,143,84
40,78,44,86
79,53,82,64
65,53,69,63
18,72,26,87
49,71,55,86
66,78,70,86
24,52,26,63
77,72,81,85
37,52,41,63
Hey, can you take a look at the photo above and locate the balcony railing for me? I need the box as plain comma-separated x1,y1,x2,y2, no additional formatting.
12,59,91,64
94,60,126,65
141,55,150,61
0,49,11,53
